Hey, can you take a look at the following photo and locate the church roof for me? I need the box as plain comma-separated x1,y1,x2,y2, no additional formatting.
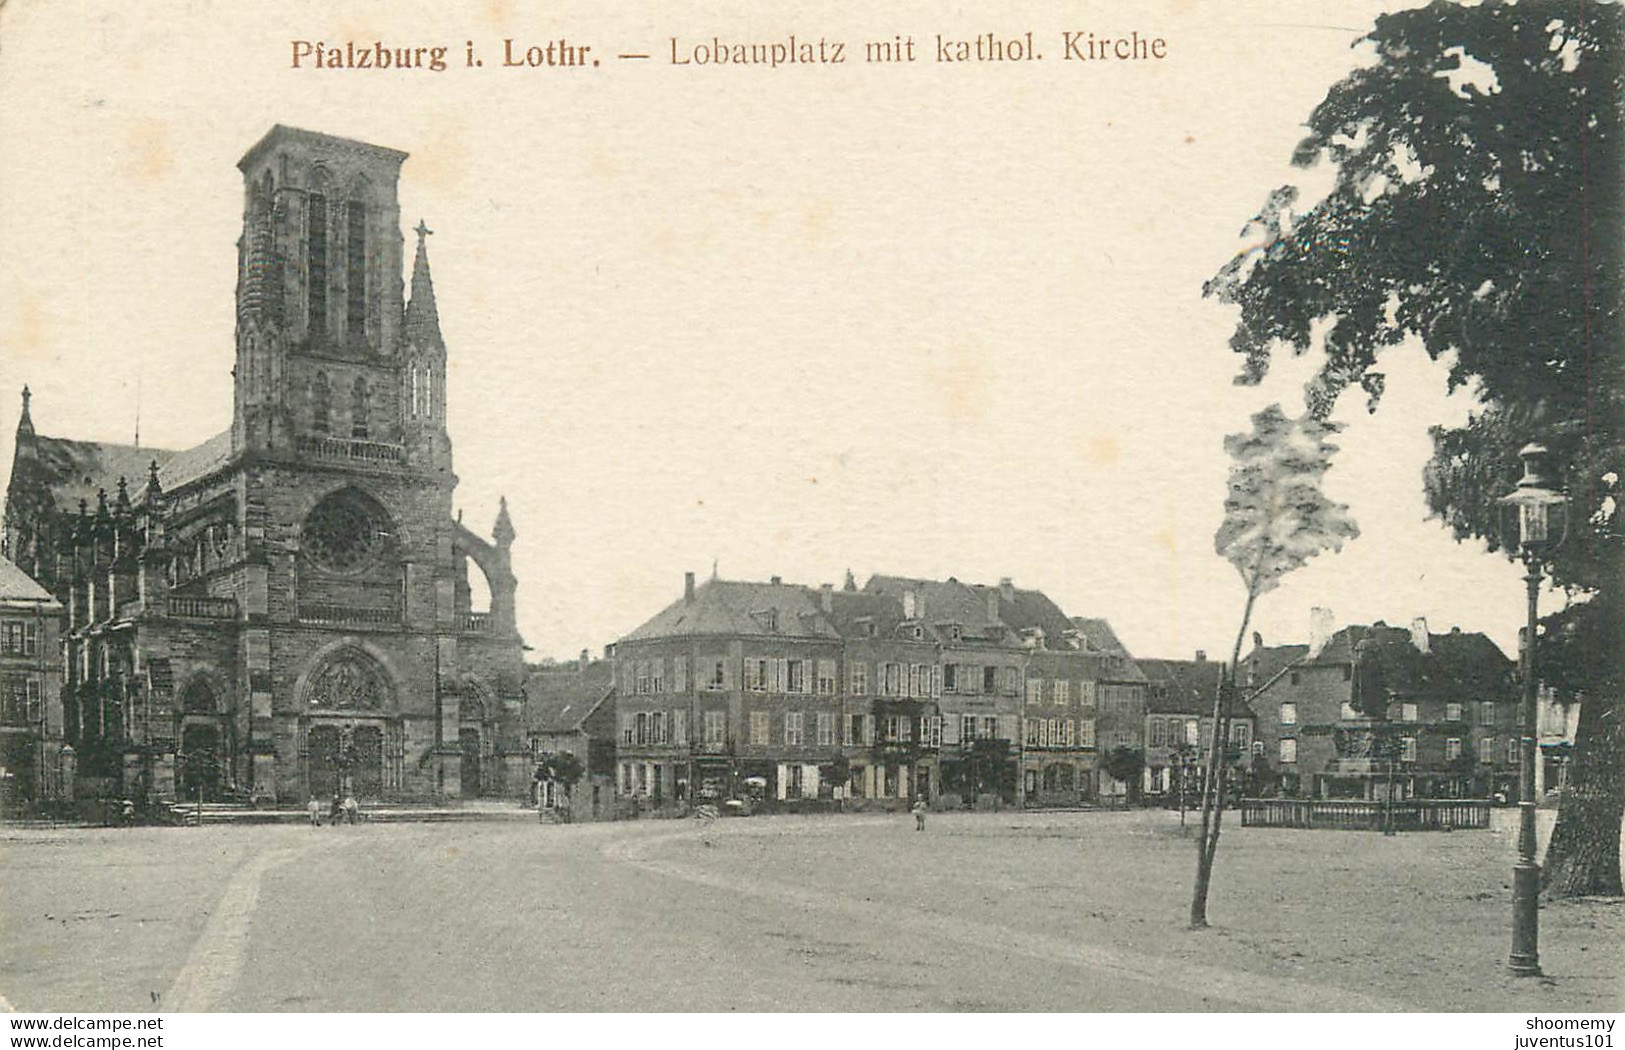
29,434,178,510
0,554,57,606
152,430,234,494
237,124,408,173
29,429,234,510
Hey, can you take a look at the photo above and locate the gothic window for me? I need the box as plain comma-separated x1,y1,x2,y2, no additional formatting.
408,362,420,418
181,679,218,715
301,488,392,575
307,651,386,710
351,376,370,438
312,372,330,434
346,199,367,342
424,367,435,419
307,192,328,335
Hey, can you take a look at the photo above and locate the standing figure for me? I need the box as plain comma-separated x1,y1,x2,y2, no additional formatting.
342,794,358,825
911,797,927,832
307,796,323,827
329,793,343,826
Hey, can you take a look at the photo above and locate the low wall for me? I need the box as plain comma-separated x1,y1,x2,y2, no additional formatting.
1240,797,1490,831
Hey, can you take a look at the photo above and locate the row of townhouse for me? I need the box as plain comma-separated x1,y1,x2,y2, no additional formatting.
607,571,1148,809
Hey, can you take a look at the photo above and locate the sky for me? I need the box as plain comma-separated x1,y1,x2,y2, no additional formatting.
0,0,1553,663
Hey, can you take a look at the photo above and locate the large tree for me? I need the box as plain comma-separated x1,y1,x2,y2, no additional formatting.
1205,0,1623,898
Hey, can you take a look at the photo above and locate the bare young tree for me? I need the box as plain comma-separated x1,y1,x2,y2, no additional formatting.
1193,404,1359,929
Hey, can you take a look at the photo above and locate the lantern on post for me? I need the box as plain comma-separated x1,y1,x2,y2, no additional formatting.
1496,442,1567,978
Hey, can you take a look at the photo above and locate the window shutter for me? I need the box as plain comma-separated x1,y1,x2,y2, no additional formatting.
999,715,1017,742
943,713,961,745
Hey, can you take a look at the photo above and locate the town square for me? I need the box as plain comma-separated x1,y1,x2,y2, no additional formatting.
0,0,1620,1026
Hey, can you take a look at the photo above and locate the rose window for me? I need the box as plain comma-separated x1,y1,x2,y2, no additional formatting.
302,489,392,574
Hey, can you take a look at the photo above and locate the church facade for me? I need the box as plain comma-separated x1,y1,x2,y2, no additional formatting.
2,126,528,805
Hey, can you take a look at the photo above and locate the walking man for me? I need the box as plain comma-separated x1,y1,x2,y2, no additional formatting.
911,796,927,832
307,796,323,827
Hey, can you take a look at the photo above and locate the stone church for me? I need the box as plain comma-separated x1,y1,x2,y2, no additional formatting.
2,126,528,805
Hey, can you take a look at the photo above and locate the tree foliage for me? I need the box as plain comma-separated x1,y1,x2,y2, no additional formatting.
1103,746,1146,798
534,751,586,791
1216,405,1362,602
1204,0,1623,898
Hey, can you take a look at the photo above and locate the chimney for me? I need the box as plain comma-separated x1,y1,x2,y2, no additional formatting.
684,571,695,603
1410,617,1430,654
770,575,782,586
986,590,999,623
1308,606,1334,660
902,589,917,620
1195,650,1206,663
579,648,590,668
820,583,833,613
999,577,1015,602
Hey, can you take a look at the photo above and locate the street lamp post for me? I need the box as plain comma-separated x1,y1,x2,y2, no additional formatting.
1498,442,1568,979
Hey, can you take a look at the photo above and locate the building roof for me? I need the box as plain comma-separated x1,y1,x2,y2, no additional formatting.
29,434,177,510
864,575,1004,639
1069,617,1134,657
978,582,1074,641
1243,642,1310,689
524,660,614,733
27,428,233,511
0,554,58,605
1138,657,1248,717
1246,622,1513,701
151,430,234,494
238,124,408,173
620,577,841,642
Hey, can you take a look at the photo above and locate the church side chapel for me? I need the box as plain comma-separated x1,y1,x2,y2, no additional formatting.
2,126,528,805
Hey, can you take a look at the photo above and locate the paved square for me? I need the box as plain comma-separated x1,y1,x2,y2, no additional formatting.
2,810,1620,1012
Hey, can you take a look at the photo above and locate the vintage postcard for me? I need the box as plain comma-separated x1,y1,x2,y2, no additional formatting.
0,0,1618,1039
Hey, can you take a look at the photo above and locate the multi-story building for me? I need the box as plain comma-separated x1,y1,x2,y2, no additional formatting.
611,571,1144,809
1138,652,1254,800
1,126,526,804
0,554,65,811
1245,610,1519,800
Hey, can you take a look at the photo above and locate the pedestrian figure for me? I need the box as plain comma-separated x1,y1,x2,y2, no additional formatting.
329,793,343,826
307,796,323,827
342,794,358,825
911,797,927,831
120,798,136,827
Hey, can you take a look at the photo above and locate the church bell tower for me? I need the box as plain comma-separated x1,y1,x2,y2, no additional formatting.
232,126,412,456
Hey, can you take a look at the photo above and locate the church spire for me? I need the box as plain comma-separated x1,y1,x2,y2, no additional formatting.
405,219,443,350
492,496,515,548
16,386,33,439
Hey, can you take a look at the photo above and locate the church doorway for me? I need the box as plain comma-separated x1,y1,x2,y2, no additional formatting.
351,725,383,799
307,722,386,800
308,724,341,799
459,728,481,798
179,722,224,802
